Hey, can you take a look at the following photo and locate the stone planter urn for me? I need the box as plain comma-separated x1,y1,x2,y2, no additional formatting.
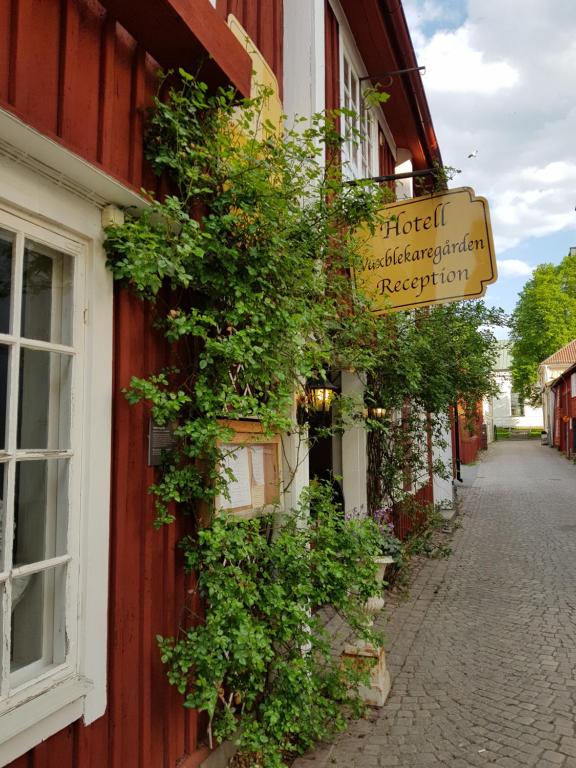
342,554,394,707
363,555,395,619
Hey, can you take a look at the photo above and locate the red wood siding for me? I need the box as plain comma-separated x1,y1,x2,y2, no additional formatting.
392,482,432,541
106,288,208,768
324,1,340,170
5,289,209,768
0,0,158,191
1,0,250,193
216,0,284,93
378,131,395,178
552,371,576,459
324,1,339,115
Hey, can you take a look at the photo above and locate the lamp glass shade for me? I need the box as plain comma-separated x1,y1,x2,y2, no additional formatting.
306,377,337,413
368,406,387,419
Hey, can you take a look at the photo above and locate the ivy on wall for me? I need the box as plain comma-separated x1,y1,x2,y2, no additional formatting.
104,71,504,766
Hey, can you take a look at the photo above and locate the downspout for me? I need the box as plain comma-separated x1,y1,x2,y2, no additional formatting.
453,403,463,483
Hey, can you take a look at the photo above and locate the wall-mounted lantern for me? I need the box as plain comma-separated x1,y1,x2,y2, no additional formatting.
305,377,338,413
367,406,387,419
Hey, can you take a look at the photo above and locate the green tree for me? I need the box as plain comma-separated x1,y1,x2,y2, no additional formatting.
510,254,576,400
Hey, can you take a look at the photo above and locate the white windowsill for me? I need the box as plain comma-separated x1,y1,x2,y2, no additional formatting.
0,676,92,767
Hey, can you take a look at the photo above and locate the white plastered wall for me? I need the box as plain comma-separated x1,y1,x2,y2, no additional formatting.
282,0,324,516
283,0,325,126
432,420,453,507
341,372,368,517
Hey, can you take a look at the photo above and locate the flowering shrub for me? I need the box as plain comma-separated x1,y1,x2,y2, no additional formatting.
371,507,403,563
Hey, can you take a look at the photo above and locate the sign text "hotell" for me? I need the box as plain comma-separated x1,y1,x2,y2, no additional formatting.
353,188,498,312
380,202,450,239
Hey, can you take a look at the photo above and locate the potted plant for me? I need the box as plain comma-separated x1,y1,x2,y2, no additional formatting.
371,506,403,580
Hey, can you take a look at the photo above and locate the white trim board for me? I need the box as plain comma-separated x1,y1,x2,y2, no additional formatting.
0,108,148,211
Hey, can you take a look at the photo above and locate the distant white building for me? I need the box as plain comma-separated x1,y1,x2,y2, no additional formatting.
484,341,543,440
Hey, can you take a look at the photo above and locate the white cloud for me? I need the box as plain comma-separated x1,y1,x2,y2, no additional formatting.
496,259,533,277
521,161,576,185
418,27,519,94
407,0,576,258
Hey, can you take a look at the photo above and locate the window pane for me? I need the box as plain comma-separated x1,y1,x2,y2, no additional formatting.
10,564,66,683
350,70,358,110
13,460,69,566
0,229,13,334
17,349,71,450
21,240,73,346
0,344,8,450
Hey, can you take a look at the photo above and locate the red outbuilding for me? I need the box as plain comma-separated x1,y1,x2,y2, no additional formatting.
550,363,576,458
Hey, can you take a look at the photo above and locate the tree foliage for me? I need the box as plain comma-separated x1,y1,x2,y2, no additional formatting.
510,252,576,399
104,72,505,766
160,484,383,766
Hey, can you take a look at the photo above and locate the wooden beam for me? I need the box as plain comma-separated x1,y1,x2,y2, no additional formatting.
98,0,252,96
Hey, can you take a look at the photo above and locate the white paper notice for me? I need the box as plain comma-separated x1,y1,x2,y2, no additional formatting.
250,445,266,486
221,445,252,508
251,485,266,508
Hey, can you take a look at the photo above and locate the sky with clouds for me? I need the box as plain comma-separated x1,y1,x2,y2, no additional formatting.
403,0,576,327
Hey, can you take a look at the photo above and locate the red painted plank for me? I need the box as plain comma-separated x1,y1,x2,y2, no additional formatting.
74,714,109,768
163,515,186,764
128,47,146,188
4,755,30,768
256,1,273,81
0,0,12,102
272,0,282,94
59,0,104,161
240,0,257,44
221,0,282,87
11,0,61,134
30,724,74,768
108,23,136,182
324,0,340,169
97,13,116,167
98,0,252,97
378,130,395,179
139,301,167,768
139,53,162,195
108,288,147,768
324,2,339,114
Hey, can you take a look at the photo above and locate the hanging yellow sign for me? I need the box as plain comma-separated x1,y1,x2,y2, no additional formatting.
353,187,497,312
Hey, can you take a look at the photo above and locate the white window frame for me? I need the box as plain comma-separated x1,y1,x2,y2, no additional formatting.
1,211,83,695
340,47,377,181
571,373,576,398
330,0,397,182
0,145,114,766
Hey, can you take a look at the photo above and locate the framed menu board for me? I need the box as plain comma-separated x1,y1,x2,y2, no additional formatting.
216,421,282,518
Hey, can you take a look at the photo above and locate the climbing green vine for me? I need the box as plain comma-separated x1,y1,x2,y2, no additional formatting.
104,70,504,766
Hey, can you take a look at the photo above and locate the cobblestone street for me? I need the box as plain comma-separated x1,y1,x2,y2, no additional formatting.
294,442,576,768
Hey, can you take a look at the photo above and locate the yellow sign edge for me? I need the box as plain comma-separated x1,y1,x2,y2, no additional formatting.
351,186,498,313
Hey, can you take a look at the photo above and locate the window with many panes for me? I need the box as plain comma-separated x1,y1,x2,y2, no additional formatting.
341,49,376,180
510,391,525,417
0,209,83,700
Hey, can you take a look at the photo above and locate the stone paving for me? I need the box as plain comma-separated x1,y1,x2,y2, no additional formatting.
293,442,576,768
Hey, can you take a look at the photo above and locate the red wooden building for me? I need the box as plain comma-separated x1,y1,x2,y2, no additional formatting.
0,1,440,766
550,363,576,458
